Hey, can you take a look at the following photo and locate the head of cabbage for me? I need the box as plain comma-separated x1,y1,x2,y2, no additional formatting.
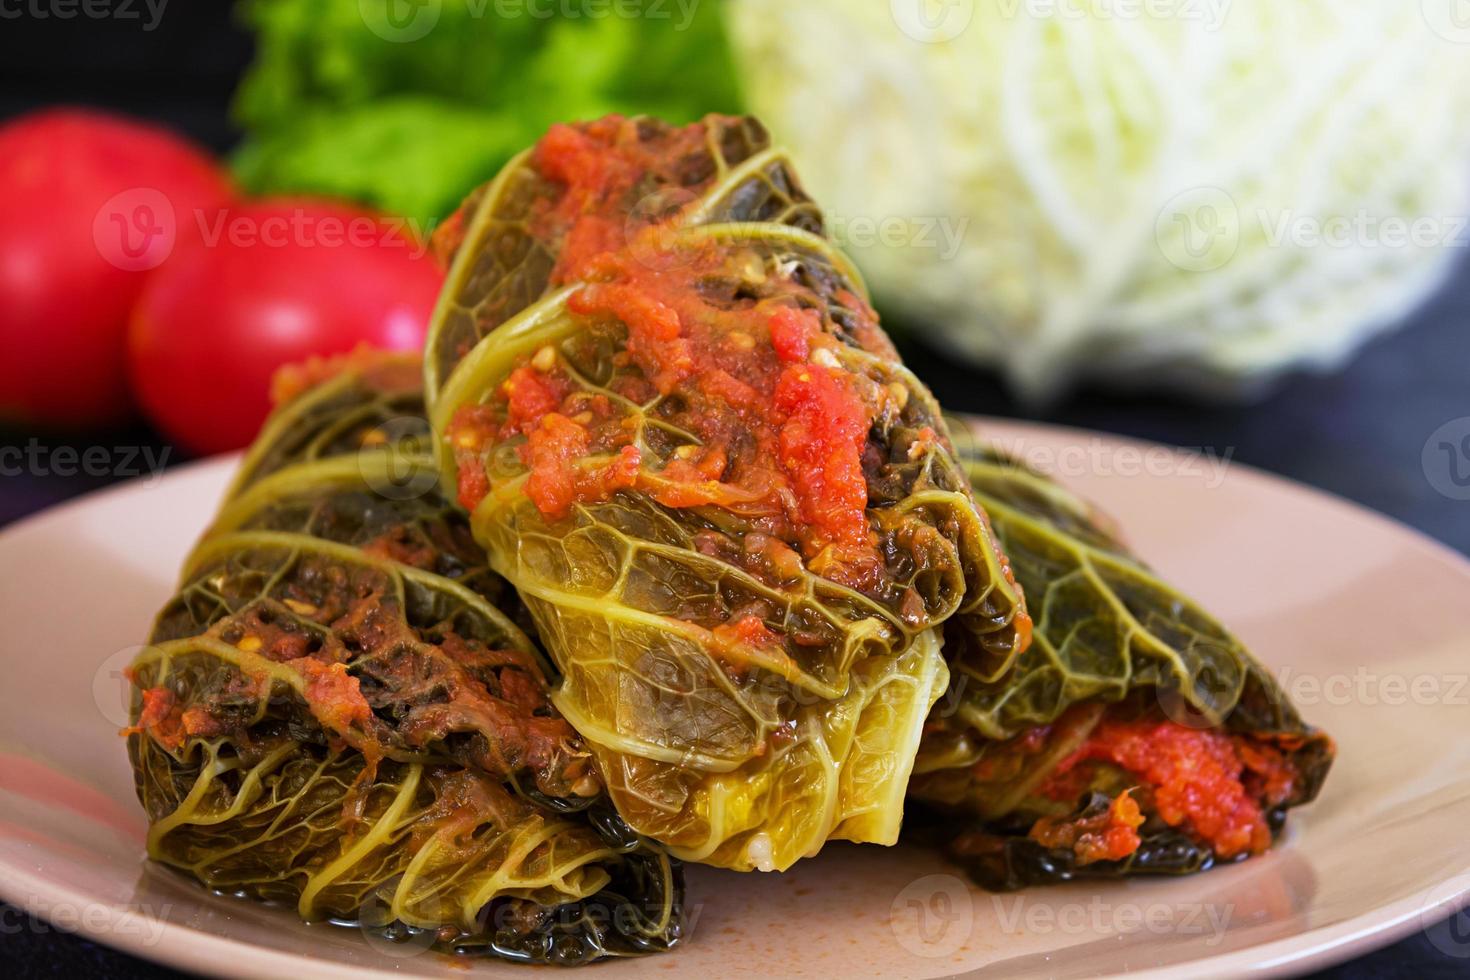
727,0,1470,401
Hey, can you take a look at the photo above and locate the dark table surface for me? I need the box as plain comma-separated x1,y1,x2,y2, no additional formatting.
1,5,1468,978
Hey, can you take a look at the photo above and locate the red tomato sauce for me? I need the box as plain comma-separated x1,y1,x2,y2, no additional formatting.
448,184,898,593
129,578,594,799
525,115,888,563
1041,717,1299,859
450,236,886,572
711,614,784,651
1030,790,1145,864
284,657,375,747
126,677,254,750
532,115,737,285
128,686,185,749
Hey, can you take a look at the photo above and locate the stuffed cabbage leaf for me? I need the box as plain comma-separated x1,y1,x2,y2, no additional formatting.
126,352,682,964
424,115,1029,871
910,448,1334,889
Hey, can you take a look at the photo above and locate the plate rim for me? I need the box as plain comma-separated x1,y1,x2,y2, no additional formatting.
2,417,1467,979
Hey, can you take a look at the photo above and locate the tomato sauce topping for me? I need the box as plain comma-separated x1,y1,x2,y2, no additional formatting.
711,614,784,651
447,115,957,608
450,225,886,577
127,677,254,750
530,116,884,559
1042,718,1294,859
284,657,375,748
131,566,596,799
1030,790,1145,865
774,350,872,550
128,686,184,749
532,115,735,285
359,525,445,572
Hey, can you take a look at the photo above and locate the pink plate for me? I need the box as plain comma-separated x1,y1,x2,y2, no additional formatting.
2,419,1469,979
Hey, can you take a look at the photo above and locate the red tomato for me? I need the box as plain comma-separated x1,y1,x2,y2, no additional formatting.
0,109,233,428
128,198,443,455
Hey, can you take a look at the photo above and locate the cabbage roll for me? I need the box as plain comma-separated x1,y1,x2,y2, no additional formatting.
126,352,682,964
424,115,1030,871
910,449,1334,888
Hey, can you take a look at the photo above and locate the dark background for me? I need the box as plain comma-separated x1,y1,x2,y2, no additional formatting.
1,5,1467,978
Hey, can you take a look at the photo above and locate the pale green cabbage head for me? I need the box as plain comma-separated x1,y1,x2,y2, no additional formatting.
727,0,1470,400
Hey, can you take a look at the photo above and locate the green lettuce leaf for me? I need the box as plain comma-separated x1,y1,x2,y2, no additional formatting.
231,0,742,225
